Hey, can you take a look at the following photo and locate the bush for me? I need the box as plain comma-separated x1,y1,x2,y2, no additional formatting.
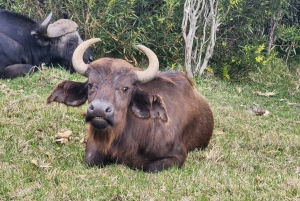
213,0,299,80
2,0,300,80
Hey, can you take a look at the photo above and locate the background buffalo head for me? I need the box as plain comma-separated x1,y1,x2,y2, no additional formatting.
31,12,93,72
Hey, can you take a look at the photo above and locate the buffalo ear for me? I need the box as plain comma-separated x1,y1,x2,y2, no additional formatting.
47,80,88,106
31,30,51,46
131,89,168,122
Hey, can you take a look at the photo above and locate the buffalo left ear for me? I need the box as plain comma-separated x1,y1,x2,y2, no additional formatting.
31,30,51,46
47,80,88,107
131,89,168,122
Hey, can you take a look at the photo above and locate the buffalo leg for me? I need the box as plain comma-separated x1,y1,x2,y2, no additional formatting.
0,64,36,78
143,154,187,172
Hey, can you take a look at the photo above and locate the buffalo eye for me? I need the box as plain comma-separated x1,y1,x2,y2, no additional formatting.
122,87,129,92
68,38,78,46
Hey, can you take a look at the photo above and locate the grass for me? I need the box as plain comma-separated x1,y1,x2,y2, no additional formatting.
0,63,299,200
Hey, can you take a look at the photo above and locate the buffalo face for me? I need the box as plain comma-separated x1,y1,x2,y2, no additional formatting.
54,31,94,73
84,62,137,130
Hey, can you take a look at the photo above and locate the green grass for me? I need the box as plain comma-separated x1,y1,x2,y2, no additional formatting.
0,64,299,200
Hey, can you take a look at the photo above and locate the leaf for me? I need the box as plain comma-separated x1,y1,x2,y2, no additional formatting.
236,87,242,93
31,159,52,168
253,91,277,97
80,137,86,144
287,102,300,107
39,163,52,168
55,130,72,139
55,138,69,144
31,159,39,167
248,103,270,116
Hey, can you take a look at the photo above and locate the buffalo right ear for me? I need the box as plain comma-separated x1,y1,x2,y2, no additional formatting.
47,80,88,106
131,88,168,122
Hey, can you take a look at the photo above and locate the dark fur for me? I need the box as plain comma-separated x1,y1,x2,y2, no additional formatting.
47,58,214,172
0,9,93,78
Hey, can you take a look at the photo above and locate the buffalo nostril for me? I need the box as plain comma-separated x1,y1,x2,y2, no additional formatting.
105,107,112,113
89,104,94,111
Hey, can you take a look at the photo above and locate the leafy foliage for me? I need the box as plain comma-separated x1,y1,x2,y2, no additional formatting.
213,0,298,79
1,0,300,79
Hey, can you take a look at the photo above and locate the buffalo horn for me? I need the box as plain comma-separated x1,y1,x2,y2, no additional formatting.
72,38,101,76
72,38,159,81
39,12,53,35
135,45,159,83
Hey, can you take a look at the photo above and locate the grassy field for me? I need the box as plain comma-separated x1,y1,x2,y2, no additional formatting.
0,63,299,200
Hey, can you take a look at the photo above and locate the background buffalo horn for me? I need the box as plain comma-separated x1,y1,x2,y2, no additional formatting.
135,45,159,83
72,38,101,76
39,12,53,35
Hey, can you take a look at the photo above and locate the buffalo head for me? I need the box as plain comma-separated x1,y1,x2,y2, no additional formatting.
0,10,95,78
31,12,93,72
48,38,159,131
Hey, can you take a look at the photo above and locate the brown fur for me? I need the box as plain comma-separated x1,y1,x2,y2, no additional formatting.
47,58,214,172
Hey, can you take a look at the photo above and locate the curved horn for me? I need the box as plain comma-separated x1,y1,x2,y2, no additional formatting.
135,45,159,83
39,12,53,35
72,38,101,76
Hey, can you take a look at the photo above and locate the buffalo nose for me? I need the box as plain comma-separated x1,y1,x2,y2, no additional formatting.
87,100,114,119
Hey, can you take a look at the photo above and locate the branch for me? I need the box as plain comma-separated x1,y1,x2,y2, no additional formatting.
182,0,219,77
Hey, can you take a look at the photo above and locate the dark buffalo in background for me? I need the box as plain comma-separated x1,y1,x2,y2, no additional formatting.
0,9,94,78
47,38,214,172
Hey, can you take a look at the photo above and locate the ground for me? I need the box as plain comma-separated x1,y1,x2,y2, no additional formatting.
0,65,299,200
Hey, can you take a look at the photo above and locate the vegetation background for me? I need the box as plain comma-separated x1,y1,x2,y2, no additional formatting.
1,0,300,79
0,0,299,200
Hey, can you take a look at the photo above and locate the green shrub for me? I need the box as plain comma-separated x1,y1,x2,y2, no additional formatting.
2,0,300,80
214,0,296,80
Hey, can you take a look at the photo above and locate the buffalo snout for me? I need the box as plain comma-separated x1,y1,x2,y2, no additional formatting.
86,100,115,129
83,47,94,64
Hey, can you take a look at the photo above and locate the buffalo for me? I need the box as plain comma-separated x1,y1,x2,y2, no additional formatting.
0,9,93,78
47,38,214,172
